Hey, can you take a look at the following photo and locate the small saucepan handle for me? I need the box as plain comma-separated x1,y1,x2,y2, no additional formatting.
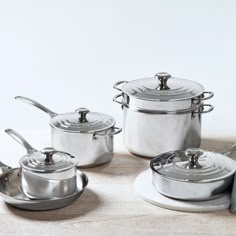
77,169,89,189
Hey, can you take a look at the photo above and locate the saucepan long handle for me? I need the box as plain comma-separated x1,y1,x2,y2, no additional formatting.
5,129,37,154
222,144,236,157
15,96,58,118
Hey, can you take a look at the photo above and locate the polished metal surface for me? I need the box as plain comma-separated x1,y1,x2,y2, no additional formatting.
0,163,88,211
16,96,122,167
122,107,201,157
5,129,78,199
150,145,236,201
51,127,120,167
113,72,214,157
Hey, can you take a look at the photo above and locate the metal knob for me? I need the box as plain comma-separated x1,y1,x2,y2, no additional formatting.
155,72,171,90
185,148,204,169
41,147,57,165
76,108,90,123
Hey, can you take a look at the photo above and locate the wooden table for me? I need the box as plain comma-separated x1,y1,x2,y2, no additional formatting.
0,132,236,236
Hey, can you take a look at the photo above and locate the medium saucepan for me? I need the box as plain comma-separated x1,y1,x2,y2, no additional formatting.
113,72,214,157
15,96,122,167
5,129,80,200
150,145,236,201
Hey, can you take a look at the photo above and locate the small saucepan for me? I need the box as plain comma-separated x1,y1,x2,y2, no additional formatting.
5,129,80,200
15,96,122,168
150,145,236,201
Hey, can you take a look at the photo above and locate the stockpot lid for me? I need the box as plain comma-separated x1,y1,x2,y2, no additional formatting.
121,72,205,102
150,148,236,182
50,108,116,133
20,147,77,173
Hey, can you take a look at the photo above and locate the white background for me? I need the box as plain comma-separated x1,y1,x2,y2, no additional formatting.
0,0,236,139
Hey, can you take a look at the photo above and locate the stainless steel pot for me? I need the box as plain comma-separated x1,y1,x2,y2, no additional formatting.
113,72,214,157
5,129,79,200
15,96,122,167
150,145,236,201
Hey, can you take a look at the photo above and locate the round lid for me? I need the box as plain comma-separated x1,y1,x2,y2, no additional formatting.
20,147,76,173
150,148,236,182
121,72,205,101
50,108,116,133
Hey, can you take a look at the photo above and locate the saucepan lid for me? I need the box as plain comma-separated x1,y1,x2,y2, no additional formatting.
150,148,236,182
5,129,77,173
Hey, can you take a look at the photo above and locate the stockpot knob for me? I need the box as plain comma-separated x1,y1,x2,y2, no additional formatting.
75,108,90,123
155,72,171,90
185,148,204,169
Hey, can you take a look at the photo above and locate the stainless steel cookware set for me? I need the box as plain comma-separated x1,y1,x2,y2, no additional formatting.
1,71,235,211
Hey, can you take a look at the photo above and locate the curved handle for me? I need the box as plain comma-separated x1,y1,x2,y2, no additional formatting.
113,81,128,91
193,104,214,114
113,94,124,106
93,127,122,139
5,129,37,154
223,144,236,157
15,96,58,118
194,91,214,101
77,169,89,189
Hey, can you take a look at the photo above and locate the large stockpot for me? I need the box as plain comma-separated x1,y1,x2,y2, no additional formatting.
16,96,122,168
5,129,79,200
113,72,214,157
150,145,236,201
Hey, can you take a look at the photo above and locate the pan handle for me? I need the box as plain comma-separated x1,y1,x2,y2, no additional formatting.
113,81,128,91
77,169,89,189
222,144,236,157
5,129,37,154
15,96,58,118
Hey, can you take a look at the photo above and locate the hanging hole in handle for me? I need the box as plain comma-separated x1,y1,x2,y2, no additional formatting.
113,81,128,91
193,104,214,114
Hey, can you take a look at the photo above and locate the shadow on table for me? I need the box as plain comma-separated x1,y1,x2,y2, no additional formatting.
6,188,102,221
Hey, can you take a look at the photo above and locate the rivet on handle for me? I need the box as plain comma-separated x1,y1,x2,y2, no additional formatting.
75,108,90,123
155,72,171,90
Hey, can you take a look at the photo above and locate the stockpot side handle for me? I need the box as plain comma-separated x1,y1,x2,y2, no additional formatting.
77,169,89,189
113,81,128,91
222,144,236,158
15,96,58,118
93,127,122,139
5,129,37,154
193,92,214,101
192,104,214,114
113,94,124,106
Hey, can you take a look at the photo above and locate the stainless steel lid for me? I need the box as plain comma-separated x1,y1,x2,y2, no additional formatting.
50,108,116,133
121,72,204,101
150,148,236,182
20,147,76,173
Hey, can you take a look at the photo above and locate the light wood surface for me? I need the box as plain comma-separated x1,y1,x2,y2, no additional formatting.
0,133,236,236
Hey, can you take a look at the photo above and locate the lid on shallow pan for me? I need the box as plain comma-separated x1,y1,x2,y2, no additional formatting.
150,148,236,182
121,72,205,102
50,108,116,133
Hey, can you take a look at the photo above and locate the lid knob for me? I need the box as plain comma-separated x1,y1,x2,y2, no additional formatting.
155,72,171,90
185,148,204,169
75,108,90,123
41,147,56,165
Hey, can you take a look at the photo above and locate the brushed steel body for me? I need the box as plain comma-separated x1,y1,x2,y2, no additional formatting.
123,107,201,157
51,128,114,167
